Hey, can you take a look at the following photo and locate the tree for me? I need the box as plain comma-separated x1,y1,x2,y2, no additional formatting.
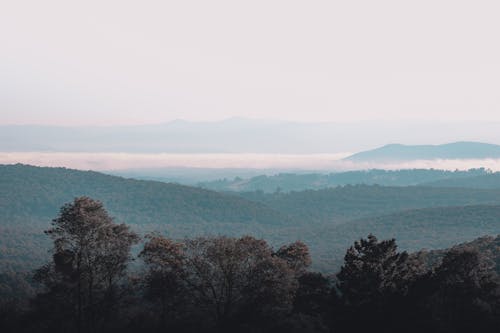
336,234,423,305
33,197,139,333
139,234,187,330
293,272,332,317
429,247,500,332
185,236,299,331
275,241,312,275
334,235,428,333
140,235,300,332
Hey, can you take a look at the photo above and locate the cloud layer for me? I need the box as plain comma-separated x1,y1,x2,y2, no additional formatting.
2,152,500,172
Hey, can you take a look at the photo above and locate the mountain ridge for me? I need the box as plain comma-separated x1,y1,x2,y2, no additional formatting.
345,141,500,162
3,120,500,154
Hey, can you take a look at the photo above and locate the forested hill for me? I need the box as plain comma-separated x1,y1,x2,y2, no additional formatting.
198,169,490,193
237,185,500,223
2,164,500,273
414,235,500,275
5,164,500,227
424,172,500,189
0,164,292,226
334,205,500,251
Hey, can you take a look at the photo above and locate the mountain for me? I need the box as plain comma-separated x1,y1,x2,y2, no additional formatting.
0,120,362,153
4,120,500,154
345,142,500,162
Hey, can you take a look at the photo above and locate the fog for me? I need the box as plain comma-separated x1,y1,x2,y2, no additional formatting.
4,152,500,173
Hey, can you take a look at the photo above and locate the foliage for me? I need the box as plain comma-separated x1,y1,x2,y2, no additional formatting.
1,164,500,275
140,235,303,332
330,236,500,333
0,196,498,333
32,197,139,333
0,164,291,226
199,168,491,193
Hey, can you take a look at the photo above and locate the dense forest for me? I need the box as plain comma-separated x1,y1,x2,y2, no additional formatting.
0,196,498,333
198,168,492,193
0,164,291,226
2,164,500,273
424,172,500,189
235,185,500,223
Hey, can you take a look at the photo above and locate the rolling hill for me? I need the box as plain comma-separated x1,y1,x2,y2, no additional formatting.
335,205,500,250
198,169,490,193
236,184,500,223
0,164,292,227
1,164,499,273
299,205,500,271
0,164,295,271
424,172,500,189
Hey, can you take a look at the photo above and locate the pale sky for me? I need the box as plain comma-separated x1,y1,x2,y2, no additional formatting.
1,0,500,126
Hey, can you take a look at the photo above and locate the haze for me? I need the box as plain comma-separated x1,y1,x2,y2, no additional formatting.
2,1,500,126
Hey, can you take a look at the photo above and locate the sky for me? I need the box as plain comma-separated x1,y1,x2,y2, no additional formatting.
2,1,500,126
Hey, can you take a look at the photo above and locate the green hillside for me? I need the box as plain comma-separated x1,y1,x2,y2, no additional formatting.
237,185,500,223
335,205,500,250
0,164,292,226
425,172,500,189
419,235,500,273
1,164,499,273
296,205,500,271
198,169,489,193
0,164,292,271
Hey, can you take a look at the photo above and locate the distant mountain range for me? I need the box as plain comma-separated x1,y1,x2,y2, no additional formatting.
3,119,500,154
345,142,500,162
0,119,369,153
